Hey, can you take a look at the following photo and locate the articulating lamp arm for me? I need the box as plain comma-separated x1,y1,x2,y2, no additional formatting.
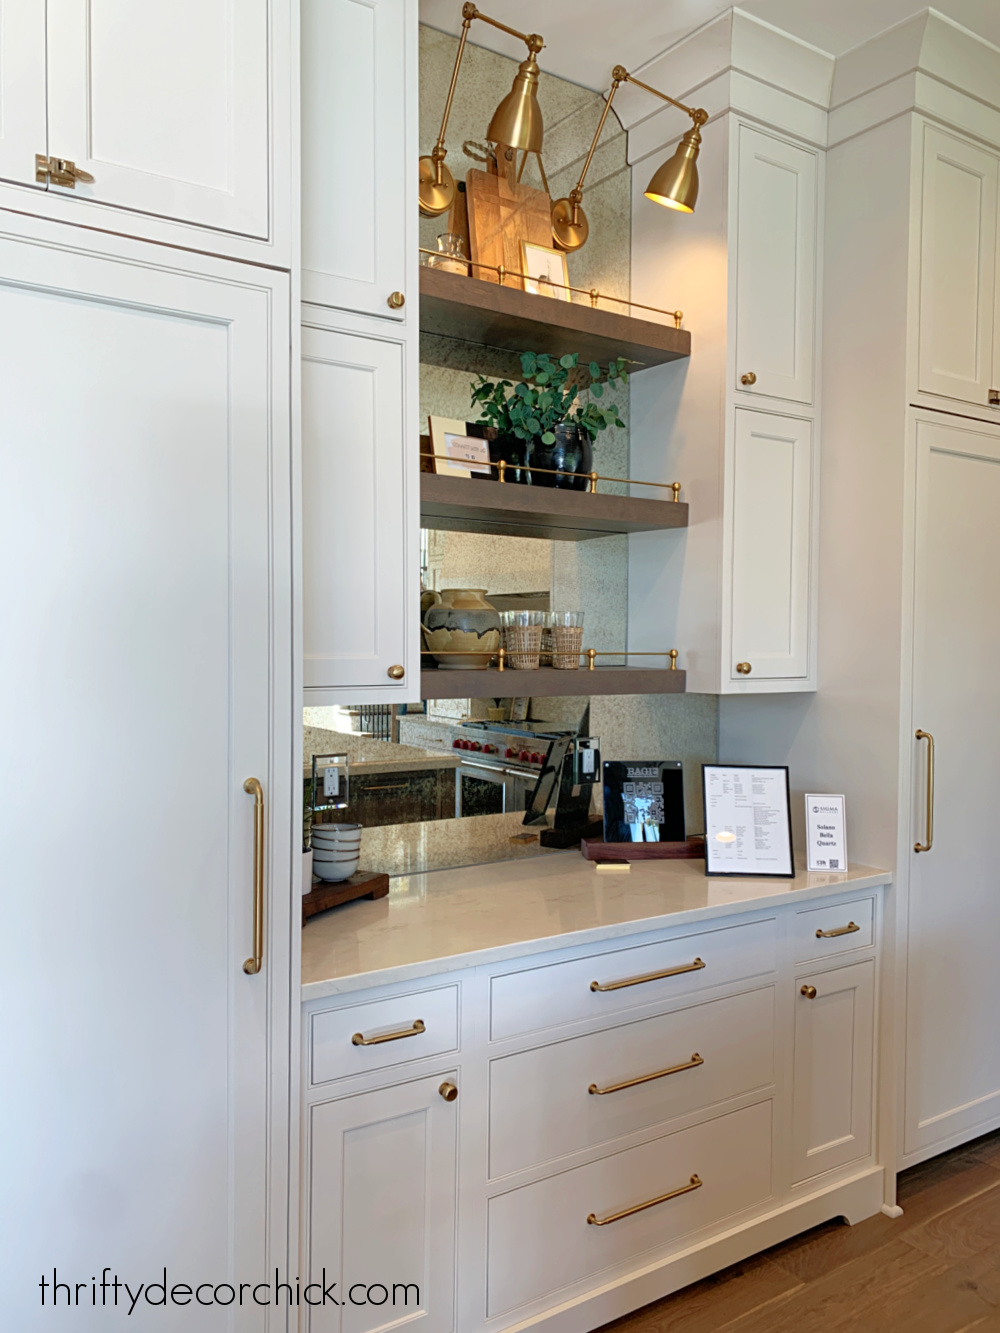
429,4,544,187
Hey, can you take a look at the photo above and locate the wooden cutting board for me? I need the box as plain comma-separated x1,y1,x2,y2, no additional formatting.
581,837,705,862
466,167,553,288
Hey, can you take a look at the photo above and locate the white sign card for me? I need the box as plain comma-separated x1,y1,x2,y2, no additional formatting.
444,432,491,474
805,794,848,872
702,764,794,877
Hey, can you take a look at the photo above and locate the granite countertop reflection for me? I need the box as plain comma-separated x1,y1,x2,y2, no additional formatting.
303,725,461,777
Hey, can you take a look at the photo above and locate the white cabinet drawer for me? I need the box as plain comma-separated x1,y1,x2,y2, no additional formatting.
309,985,459,1086
793,897,874,963
489,987,774,1177
490,919,777,1041
487,1100,772,1316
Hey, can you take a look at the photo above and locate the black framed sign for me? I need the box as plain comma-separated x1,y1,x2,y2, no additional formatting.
702,764,794,877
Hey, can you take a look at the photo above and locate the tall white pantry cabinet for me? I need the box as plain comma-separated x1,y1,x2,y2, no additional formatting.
718,11,1000,1172
0,3,298,1328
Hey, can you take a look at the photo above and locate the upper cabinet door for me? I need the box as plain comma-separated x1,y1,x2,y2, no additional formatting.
44,0,271,239
734,125,817,405
0,0,46,188
729,408,813,683
302,322,418,701
918,126,998,408
301,0,416,320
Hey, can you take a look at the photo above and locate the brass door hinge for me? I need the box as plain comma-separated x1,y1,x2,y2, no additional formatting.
36,154,95,188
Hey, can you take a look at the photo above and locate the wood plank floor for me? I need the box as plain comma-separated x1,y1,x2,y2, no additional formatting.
595,1130,1000,1333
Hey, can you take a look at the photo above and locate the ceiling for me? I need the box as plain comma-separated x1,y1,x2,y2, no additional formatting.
418,1,1000,91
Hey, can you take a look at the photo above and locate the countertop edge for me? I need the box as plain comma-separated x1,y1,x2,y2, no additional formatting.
301,869,892,1002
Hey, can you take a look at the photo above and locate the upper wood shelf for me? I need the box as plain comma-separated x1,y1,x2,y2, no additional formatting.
419,268,691,370
421,472,688,542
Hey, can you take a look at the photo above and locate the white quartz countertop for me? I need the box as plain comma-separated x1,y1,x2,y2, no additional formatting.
301,853,891,1000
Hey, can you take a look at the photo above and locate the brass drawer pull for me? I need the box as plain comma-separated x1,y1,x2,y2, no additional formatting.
740,372,757,386
439,1081,458,1102
590,958,705,993
352,1018,426,1047
815,921,860,939
589,1053,703,1096
587,1174,702,1226
361,782,411,792
914,729,935,852
801,985,817,999
242,778,265,976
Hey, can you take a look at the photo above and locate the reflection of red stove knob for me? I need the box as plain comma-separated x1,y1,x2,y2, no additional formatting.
452,739,462,748
532,752,544,764
482,744,495,754
519,750,531,762
470,741,482,751
505,747,517,758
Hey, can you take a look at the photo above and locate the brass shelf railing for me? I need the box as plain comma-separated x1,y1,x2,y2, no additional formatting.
420,648,679,672
421,452,681,499
421,249,684,326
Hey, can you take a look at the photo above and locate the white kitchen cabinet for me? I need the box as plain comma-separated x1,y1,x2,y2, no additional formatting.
0,0,291,263
0,215,293,1320
735,125,818,405
306,1074,458,1333
792,961,875,1182
629,64,822,694
728,409,813,681
905,414,1000,1157
917,125,1000,411
303,883,886,1333
302,317,420,701
0,0,46,188
301,0,417,322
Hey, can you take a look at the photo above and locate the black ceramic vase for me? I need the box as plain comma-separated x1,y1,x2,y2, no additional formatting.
526,423,593,490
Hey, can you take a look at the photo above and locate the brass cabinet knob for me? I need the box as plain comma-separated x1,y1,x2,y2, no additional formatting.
740,372,757,386
387,664,405,680
990,388,1000,406
801,985,817,999
438,1081,458,1102
736,662,752,675
387,291,406,309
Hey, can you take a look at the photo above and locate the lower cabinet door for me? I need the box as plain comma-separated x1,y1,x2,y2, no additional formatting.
306,1074,458,1333
728,407,813,683
792,960,875,1182
302,322,418,701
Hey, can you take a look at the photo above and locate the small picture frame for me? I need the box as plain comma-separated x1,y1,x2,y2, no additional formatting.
702,764,794,877
508,696,530,722
520,240,571,300
428,416,492,479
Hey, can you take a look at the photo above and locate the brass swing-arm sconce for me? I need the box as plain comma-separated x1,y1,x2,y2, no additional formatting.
419,2,546,218
552,65,708,252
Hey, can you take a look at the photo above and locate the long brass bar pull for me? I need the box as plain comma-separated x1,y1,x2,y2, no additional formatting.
352,1019,426,1047
242,778,265,975
914,730,935,853
589,1053,703,1096
587,1174,702,1226
815,922,860,939
590,958,705,993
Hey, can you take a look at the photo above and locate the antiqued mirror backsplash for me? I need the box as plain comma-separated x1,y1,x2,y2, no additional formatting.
304,691,716,878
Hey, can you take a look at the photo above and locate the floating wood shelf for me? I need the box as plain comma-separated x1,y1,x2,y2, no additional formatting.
420,472,688,541
419,267,690,370
421,666,685,699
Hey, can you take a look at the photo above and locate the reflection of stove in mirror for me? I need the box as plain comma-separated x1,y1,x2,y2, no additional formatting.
453,721,578,817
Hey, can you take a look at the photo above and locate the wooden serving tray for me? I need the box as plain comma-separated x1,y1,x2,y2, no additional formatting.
302,871,389,923
581,837,704,862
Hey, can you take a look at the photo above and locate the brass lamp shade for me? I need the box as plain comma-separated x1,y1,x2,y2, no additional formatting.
644,125,702,213
487,54,544,153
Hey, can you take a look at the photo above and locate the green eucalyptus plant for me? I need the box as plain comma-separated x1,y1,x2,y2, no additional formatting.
470,351,628,446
